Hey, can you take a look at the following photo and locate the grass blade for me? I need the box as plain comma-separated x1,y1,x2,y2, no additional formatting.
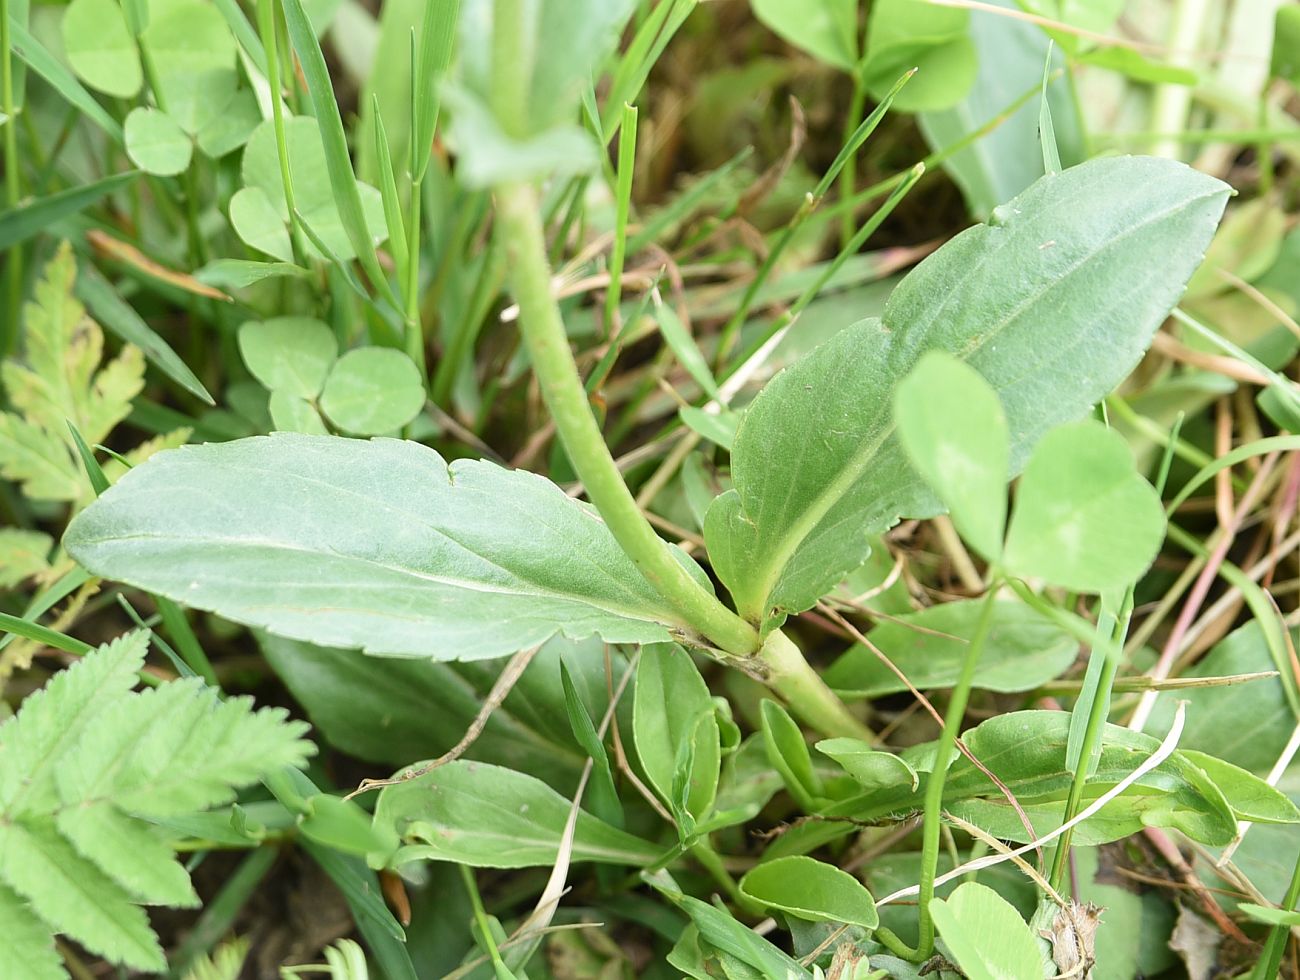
0,172,138,249
372,97,408,277
6,17,123,142
211,0,268,74
603,102,638,338
412,0,459,181
74,261,215,405
1038,42,1062,174
280,0,396,306
0,611,92,655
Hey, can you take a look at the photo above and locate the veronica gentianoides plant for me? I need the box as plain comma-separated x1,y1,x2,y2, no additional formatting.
56,4,1271,962
65,0,1235,736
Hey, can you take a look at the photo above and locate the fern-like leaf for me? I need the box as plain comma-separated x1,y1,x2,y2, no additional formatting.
0,529,53,589
0,882,62,980
0,631,316,977
0,242,150,503
183,938,250,980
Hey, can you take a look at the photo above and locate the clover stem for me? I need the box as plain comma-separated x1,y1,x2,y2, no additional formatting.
911,584,1000,960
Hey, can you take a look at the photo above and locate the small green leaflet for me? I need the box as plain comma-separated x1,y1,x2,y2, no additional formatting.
372,761,658,869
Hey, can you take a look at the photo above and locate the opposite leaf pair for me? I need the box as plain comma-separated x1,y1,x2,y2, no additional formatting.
896,350,1166,593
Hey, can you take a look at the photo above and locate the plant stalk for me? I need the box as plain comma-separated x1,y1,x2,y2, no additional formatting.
912,586,999,960
494,180,758,658
1048,625,1122,890
258,0,303,264
758,630,872,740
487,0,872,740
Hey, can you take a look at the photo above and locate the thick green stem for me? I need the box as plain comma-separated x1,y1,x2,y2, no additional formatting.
490,0,531,137
495,180,759,658
485,0,878,744
758,630,871,740
910,586,999,961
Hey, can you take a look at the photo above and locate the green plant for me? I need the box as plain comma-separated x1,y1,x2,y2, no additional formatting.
4,0,1300,975
0,632,313,976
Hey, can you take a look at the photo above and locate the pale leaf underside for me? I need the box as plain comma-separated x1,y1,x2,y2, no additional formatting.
65,434,699,661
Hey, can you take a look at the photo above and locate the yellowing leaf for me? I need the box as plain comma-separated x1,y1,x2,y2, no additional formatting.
0,529,54,589
0,243,145,503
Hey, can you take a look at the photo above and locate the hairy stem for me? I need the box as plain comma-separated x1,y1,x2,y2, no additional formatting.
495,180,758,657
486,0,876,743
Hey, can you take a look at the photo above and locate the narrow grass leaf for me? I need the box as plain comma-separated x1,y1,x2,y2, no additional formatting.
7,18,123,141
559,660,622,827
0,172,138,250
1038,42,1062,174
412,0,459,180
280,0,393,302
371,98,408,276
654,300,721,402
74,262,214,405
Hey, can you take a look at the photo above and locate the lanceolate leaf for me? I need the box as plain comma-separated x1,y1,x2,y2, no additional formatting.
373,761,659,869
706,157,1229,629
65,434,702,661
634,644,721,820
739,856,879,929
822,710,1295,847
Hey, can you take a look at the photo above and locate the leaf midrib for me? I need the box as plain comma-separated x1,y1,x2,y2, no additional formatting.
741,186,1222,617
76,529,687,632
